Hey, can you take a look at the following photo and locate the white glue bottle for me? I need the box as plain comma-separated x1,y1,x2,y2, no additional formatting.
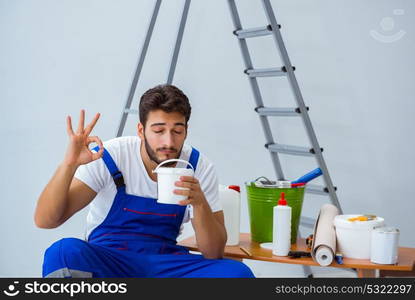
272,192,292,256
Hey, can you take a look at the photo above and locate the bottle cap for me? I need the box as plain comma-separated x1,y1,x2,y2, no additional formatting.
228,185,240,193
278,192,287,205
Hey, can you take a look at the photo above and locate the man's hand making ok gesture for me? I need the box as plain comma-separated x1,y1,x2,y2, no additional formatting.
63,109,104,167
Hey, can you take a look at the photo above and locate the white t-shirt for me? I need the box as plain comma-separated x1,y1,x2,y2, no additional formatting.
74,136,222,241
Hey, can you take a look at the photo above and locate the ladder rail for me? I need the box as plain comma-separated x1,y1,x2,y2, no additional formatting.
167,0,191,84
116,0,162,137
228,0,285,180
261,0,342,213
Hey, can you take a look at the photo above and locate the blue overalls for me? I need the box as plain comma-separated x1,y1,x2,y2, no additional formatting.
42,146,255,278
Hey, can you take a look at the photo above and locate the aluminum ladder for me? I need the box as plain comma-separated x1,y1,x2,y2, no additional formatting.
228,0,343,213
228,0,344,277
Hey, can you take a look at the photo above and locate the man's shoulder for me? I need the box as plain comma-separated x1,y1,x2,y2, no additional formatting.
187,146,215,173
101,136,140,151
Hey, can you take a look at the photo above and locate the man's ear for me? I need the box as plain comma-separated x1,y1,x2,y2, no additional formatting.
137,122,144,140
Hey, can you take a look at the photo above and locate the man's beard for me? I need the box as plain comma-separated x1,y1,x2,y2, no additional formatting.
143,134,183,167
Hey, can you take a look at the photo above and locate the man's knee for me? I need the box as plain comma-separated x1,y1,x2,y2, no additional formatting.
42,238,89,277
44,238,86,259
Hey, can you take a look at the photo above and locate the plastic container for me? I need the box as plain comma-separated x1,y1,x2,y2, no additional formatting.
152,159,194,205
333,214,385,259
219,185,241,246
245,180,305,244
370,227,399,264
272,192,292,256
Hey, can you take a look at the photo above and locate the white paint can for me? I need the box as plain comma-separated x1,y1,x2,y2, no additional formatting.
333,215,385,259
370,227,399,264
152,159,194,205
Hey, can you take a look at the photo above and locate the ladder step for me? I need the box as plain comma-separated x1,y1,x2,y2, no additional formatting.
124,108,138,114
255,106,309,116
233,24,280,39
305,184,337,195
266,143,323,156
300,216,316,228
244,66,295,77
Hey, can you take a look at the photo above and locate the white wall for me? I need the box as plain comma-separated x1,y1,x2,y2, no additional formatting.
0,0,413,277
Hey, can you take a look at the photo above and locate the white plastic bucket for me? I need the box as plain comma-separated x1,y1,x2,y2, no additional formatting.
219,185,241,246
152,159,194,205
333,214,385,259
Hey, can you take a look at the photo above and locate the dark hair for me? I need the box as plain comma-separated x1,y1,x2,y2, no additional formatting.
139,84,191,127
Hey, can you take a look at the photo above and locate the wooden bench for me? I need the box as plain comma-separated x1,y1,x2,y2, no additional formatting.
178,233,415,278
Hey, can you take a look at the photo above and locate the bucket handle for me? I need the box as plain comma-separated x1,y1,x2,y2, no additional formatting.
254,176,276,185
152,159,194,174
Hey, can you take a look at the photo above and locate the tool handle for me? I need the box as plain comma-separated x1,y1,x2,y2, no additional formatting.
292,168,322,184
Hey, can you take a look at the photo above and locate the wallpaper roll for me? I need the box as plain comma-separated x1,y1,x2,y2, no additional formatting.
314,245,334,267
311,204,340,266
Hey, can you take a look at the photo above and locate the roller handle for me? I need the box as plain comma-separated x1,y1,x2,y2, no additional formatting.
292,168,323,184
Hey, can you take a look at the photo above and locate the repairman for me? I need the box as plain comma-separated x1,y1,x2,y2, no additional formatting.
34,84,255,278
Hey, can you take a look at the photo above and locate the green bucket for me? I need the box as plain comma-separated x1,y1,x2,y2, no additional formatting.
246,180,305,244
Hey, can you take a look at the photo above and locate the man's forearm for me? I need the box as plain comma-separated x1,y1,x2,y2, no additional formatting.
34,162,77,228
192,201,227,259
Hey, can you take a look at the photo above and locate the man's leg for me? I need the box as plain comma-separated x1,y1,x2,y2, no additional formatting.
42,238,143,278
145,253,255,278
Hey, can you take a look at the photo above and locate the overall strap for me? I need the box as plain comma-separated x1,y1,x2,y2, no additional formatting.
187,147,200,171
92,146,125,189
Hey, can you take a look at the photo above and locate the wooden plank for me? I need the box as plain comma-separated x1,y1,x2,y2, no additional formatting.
178,233,415,272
